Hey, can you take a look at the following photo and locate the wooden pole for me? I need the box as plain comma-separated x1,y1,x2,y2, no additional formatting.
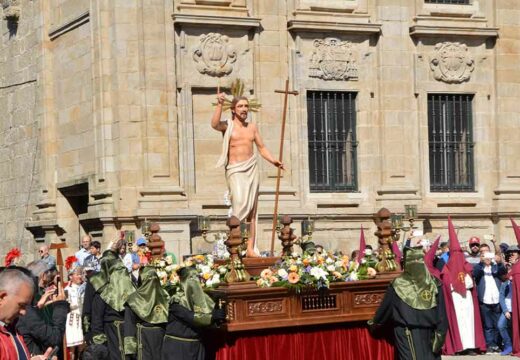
270,79,298,256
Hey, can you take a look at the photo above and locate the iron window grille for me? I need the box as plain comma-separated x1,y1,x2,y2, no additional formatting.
425,0,470,4
428,94,475,192
307,91,358,192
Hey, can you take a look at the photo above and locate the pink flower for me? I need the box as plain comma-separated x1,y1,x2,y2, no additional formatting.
288,272,300,284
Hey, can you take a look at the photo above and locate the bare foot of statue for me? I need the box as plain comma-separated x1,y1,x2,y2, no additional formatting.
246,248,260,257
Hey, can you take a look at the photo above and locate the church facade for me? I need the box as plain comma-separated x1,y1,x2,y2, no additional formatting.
1,0,519,260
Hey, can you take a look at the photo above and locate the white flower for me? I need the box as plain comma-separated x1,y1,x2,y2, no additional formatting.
212,274,220,284
291,252,299,259
296,259,302,265
349,272,358,281
159,260,166,267
165,256,173,265
200,265,211,274
165,265,175,272
360,258,367,264
277,269,288,279
326,257,334,264
310,267,327,280
218,266,227,275
327,265,335,272
206,279,213,287
335,261,343,268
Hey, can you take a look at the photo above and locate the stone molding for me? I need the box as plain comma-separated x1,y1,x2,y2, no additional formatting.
410,24,498,39
309,38,358,81
193,33,237,77
288,19,381,35
429,42,474,84
172,13,260,29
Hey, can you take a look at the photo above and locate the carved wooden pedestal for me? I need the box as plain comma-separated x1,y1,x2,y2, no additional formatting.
206,276,397,360
209,276,395,332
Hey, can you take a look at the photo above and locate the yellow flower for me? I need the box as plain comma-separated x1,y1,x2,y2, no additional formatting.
203,272,211,280
289,264,298,272
302,258,310,266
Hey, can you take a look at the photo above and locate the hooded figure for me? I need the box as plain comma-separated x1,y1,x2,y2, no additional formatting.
90,248,136,360
161,267,226,360
124,267,169,360
510,218,520,356
440,218,486,355
369,247,448,359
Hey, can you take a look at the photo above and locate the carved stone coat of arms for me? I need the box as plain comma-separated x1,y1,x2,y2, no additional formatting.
193,33,237,77
309,38,358,81
430,42,475,84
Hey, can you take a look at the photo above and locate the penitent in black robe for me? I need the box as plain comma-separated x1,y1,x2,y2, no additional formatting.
371,284,448,360
161,303,206,360
123,306,165,360
91,293,125,360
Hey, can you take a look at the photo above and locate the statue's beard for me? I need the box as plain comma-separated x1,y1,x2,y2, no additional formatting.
233,111,248,121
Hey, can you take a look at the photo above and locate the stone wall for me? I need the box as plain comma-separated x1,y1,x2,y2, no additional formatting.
0,0,41,263
0,0,519,262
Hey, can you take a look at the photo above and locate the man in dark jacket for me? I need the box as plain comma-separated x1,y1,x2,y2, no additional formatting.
473,251,507,353
16,260,69,357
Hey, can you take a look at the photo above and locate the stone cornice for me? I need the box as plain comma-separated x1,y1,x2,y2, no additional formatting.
172,13,260,29
410,25,499,39
288,20,381,34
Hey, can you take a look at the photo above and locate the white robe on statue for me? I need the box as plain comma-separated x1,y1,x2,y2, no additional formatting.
451,274,475,350
216,120,260,251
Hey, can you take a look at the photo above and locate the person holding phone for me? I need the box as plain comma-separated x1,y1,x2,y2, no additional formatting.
16,261,69,358
0,267,58,360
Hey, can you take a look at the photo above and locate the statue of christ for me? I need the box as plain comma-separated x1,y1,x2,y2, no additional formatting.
211,91,284,257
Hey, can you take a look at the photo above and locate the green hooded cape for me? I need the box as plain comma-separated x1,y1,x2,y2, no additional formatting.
172,267,214,327
392,247,438,310
98,254,135,312
90,249,118,293
127,267,169,324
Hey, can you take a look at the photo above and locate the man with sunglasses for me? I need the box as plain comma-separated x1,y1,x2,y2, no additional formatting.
466,237,482,267
38,246,56,270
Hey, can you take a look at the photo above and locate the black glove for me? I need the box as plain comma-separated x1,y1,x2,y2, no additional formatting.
211,308,226,323
82,344,109,360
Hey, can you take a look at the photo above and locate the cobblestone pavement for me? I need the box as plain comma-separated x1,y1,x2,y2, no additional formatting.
443,355,508,360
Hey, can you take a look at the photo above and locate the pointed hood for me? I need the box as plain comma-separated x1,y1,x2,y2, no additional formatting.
425,235,441,279
392,248,438,310
356,226,366,263
444,217,469,296
511,218,520,245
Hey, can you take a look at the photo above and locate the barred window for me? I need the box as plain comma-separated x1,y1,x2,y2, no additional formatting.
425,0,470,4
428,94,474,192
307,91,357,192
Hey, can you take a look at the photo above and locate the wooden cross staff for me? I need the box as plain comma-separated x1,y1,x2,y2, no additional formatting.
270,79,298,256
49,242,67,279
49,242,68,360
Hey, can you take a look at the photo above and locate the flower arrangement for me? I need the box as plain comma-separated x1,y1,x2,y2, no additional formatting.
256,251,377,292
151,254,229,293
